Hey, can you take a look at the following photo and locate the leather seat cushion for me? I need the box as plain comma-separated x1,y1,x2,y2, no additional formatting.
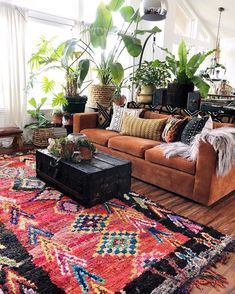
108,136,160,158
145,147,196,175
81,129,120,146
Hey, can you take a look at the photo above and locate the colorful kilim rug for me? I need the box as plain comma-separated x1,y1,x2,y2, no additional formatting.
0,153,234,294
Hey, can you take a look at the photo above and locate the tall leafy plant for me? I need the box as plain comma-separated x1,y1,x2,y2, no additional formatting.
28,37,90,106
86,0,161,85
161,40,215,97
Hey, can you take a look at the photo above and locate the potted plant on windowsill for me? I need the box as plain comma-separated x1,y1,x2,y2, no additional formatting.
28,37,90,113
130,60,171,104
85,0,162,108
24,97,52,147
52,108,64,126
161,40,215,108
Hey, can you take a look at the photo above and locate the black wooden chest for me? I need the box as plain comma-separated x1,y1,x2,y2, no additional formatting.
36,149,131,207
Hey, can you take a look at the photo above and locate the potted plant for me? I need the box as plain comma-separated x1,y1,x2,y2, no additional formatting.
76,139,96,161
28,37,90,113
112,79,130,106
25,97,52,147
130,60,171,103
85,0,162,108
47,137,75,160
161,40,215,108
52,108,64,126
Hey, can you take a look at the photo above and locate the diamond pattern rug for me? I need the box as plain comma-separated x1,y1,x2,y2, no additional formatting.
0,153,234,294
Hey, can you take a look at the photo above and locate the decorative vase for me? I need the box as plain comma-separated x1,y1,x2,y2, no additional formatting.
137,84,155,104
88,85,115,108
167,82,194,108
79,146,93,160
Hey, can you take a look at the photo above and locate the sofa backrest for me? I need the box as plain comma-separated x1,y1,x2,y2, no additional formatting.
213,122,235,128
143,111,170,120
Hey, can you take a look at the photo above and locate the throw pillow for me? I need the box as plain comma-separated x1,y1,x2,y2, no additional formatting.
106,103,143,132
181,116,209,145
97,103,111,129
162,117,188,143
121,115,167,141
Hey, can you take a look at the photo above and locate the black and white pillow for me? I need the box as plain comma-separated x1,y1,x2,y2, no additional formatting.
97,103,111,129
181,116,209,145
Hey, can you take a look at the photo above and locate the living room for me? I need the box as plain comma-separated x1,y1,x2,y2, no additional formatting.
0,0,234,293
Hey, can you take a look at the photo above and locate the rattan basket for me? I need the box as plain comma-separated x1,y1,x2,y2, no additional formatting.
33,128,54,147
87,85,115,108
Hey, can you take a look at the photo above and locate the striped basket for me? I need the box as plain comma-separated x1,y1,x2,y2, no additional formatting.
87,85,115,108
33,128,54,147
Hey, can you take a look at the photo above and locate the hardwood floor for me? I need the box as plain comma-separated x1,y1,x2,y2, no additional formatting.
131,178,235,294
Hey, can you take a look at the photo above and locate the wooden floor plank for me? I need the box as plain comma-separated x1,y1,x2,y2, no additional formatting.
131,178,235,294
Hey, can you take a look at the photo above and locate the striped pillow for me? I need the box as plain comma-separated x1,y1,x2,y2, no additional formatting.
121,115,167,141
162,117,188,143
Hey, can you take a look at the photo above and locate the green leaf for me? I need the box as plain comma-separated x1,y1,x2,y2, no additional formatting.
90,3,113,49
61,38,79,67
135,26,161,35
77,59,90,88
107,0,124,11
120,6,135,22
178,40,187,71
28,97,37,109
52,92,67,107
119,34,142,57
131,9,141,23
191,76,210,97
41,77,56,93
110,62,124,84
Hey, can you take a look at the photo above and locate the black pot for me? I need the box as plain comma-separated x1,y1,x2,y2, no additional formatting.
167,83,194,108
63,95,87,114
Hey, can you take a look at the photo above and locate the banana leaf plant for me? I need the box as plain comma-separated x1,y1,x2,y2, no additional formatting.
85,0,161,85
28,37,90,107
161,40,215,97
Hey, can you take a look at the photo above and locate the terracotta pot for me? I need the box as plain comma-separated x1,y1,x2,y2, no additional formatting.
79,146,93,160
60,142,75,160
52,114,63,125
113,95,126,106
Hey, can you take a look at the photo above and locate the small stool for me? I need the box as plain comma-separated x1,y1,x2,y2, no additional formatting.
0,127,23,150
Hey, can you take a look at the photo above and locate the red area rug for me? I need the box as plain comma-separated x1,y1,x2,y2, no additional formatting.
0,153,234,294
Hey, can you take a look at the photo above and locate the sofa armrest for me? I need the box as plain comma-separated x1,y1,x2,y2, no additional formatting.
73,113,98,133
193,140,217,205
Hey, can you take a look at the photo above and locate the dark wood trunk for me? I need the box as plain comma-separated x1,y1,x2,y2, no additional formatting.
36,150,131,208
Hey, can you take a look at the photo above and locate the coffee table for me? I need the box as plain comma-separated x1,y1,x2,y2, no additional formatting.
36,149,131,207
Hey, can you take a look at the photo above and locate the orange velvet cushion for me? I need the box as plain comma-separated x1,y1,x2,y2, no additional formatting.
108,136,160,158
81,129,120,146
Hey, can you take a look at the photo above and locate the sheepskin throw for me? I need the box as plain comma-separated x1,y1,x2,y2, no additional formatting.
158,127,235,176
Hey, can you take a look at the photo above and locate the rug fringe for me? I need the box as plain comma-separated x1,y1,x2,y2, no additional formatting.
187,240,235,293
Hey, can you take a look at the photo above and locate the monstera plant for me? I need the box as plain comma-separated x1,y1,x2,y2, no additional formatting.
85,0,161,108
28,37,90,113
161,40,215,107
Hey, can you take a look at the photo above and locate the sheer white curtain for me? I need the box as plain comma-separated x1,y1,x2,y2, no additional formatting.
0,2,27,130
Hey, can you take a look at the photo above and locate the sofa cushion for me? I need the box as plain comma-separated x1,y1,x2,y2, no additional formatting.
145,147,196,175
108,136,160,158
80,129,120,146
97,103,111,129
121,115,167,141
162,117,188,142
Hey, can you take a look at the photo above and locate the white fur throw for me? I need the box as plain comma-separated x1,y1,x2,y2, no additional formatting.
158,127,235,177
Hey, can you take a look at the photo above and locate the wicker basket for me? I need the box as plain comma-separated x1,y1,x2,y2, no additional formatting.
33,128,54,147
87,85,115,108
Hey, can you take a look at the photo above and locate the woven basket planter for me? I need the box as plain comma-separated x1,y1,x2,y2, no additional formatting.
88,85,115,108
33,128,54,147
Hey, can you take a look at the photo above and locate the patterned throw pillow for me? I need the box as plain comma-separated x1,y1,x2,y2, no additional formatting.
121,115,167,141
106,103,143,132
181,116,209,145
162,117,188,143
97,103,111,129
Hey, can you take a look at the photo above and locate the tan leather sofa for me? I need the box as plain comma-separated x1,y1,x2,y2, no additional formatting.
73,111,235,206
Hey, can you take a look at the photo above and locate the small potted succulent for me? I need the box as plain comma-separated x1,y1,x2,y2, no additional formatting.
76,139,96,161
47,137,75,160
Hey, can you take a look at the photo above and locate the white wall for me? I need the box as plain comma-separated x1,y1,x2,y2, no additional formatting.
220,38,235,88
